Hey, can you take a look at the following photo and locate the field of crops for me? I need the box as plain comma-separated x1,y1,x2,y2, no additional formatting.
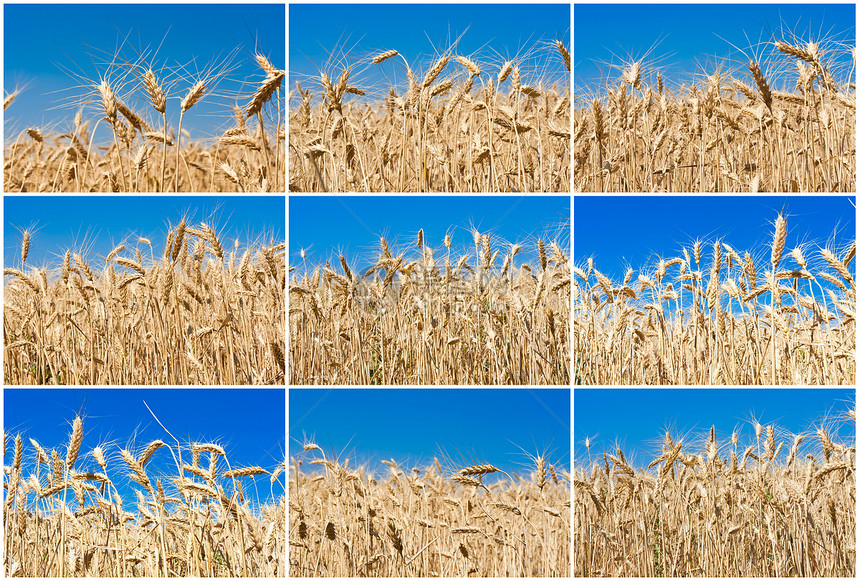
574,212,856,385
574,414,855,576
290,445,570,577
289,228,570,384
3,415,286,577
574,37,855,192
289,41,570,192
4,51,284,193
4,220,285,384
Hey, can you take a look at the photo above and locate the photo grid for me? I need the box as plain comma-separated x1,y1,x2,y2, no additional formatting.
574,2,856,578
5,0,857,578
2,3,287,577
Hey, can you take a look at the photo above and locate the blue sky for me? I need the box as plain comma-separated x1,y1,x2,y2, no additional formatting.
290,195,569,273
290,388,570,478
575,388,855,470
574,4,855,94
574,196,855,283
289,4,569,100
4,4,284,143
4,388,285,507
4,196,285,270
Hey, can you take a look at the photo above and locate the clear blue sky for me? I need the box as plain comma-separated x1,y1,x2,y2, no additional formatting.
4,196,285,270
574,196,855,283
290,195,570,272
575,388,855,470
290,388,570,478
4,4,284,143
574,4,855,94
289,4,569,98
4,388,285,508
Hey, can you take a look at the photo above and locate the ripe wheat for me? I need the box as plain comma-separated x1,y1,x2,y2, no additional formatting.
290,446,570,576
4,50,284,192
290,40,570,192
575,416,855,576
3,415,286,577
575,37,855,192
4,221,285,384
290,229,570,384
574,212,855,384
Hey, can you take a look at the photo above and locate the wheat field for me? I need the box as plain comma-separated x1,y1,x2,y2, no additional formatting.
290,445,570,577
4,52,284,193
289,228,570,384
289,41,571,192
574,212,856,385
575,414,856,577
574,37,856,192
3,415,285,577
4,220,285,384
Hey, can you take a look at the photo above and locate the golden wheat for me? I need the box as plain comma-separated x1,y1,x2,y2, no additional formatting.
574,212,855,384
575,416,855,576
290,229,570,384
289,41,570,192
290,447,570,576
4,52,284,193
575,37,855,192
4,222,285,384
3,416,285,577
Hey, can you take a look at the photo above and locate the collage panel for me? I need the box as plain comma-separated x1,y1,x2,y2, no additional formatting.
288,387,571,577
3,196,285,385
573,3,855,193
3,3,285,193
574,387,855,577
288,3,570,193
288,195,570,385
3,387,286,576
573,195,856,385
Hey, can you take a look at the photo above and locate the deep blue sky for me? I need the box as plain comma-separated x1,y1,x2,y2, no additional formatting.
574,4,855,94
4,4,284,143
4,388,285,507
4,196,285,270
574,196,855,283
290,388,570,478
289,4,569,100
575,388,855,470
290,195,570,273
